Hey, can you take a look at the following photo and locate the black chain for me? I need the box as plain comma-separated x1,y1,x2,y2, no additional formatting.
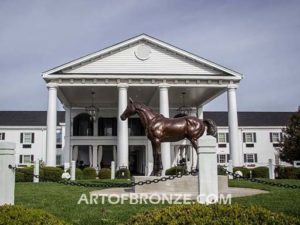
219,166,300,189
16,169,198,188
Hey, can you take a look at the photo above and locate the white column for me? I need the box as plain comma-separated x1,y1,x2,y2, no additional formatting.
46,83,57,166
159,84,171,175
197,136,218,203
63,106,71,164
92,145,98,168
98,146,103,169
117,83,129,169
268,159,275,179
70,160,76,181
0,142,16,205
196,106,203,169
227,85,240,167
33,160,39,183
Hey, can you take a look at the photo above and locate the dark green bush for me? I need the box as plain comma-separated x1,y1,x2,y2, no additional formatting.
217,166,227,175
66,168,83,180
125,203,300,225
116,168,131,179
252,166,269,178
16,167,33,182
278,167,300,179
233,167,251,178
41,167,63,181
82,167,97,179
165,166,186,175
0,205,69,225
98,168,111,179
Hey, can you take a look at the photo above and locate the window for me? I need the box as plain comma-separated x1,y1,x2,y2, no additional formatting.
20,132,34,144
56,130,62,143
56,155,62,165
243,132,256,143
217,154,230,163
129,118,145,136
19,154,34,164
98,118,117,136
217,133,228,143
244,154,258,163
0,132,5,140
270,132,282,143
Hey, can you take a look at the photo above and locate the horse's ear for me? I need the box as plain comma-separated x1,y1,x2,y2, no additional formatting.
129,97,133,104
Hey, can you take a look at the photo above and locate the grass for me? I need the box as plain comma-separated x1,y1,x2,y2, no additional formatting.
15,178,300,225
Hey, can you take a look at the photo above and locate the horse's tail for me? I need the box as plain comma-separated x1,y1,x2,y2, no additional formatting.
203,119,217,137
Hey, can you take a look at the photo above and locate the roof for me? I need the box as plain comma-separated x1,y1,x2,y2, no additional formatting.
0,111,65,126
0,111,294,127
42,34,242,79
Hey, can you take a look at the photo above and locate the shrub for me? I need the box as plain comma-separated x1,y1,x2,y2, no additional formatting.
125,203,300,225
98,168,111,179
15,167,34,182
252,166,269,178
165,166,186,175
82,167,97,179
66,168,83,180
41,167,63,181
217,166,227,175
0,205,69,225
116,168,131,179
278,166,300,179
233,167,251,178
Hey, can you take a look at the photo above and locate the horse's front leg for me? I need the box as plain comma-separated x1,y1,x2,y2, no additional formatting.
150,141,162,176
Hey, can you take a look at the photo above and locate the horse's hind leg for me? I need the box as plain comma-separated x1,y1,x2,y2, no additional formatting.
188,138,198,152
150,141,162,176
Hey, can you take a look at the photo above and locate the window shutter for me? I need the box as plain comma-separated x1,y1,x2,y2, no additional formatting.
2,133,5,140
226,133,229,143
31,133,34,143
217,154,219,163
253,133,257,143
31,155,34,162
243,133,246,143
280,133,283,141
254,154,258,163
270,133,273,142
227,154,230,162
244,154,247,163
20,133,23,143
19,155,22,163
216,133,219,143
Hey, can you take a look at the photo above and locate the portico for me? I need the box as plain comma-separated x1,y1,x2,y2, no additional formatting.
42,34,242,174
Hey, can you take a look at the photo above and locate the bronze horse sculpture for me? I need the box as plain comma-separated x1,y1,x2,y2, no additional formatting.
120,98,217,176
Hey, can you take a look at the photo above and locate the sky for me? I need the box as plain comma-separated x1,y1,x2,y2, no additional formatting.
0,0,299,112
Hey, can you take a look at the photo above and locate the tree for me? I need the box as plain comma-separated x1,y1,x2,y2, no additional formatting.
279,111,300,164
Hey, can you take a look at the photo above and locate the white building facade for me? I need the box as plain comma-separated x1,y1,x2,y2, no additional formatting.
0,34,292,174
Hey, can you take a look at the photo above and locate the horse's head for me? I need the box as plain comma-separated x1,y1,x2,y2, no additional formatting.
120,98,137,121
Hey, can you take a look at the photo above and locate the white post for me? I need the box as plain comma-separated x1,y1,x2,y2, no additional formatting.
117,83,129,169
71,160,76,181
92,145,98,168
63,106,71,164
159,84,171,175
111,161,115,180
227,159,233,179
46,83,57,166
268,159,275,179
227,85,240,167
0,142,16,205
33,160,39,183
197,136,218,203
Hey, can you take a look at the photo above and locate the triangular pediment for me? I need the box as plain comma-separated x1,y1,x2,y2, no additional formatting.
43,34,242,79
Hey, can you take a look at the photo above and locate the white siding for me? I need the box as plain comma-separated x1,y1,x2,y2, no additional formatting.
65,42,220,75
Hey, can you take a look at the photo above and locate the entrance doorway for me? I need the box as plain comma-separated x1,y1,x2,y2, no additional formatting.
129,145,146,175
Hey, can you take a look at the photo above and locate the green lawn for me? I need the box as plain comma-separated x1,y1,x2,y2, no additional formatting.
15,179,300,225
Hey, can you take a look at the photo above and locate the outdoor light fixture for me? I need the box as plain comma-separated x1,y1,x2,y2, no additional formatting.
176,92,192,117
85,90,98,121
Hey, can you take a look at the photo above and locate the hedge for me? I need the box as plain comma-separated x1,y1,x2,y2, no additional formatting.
165,166,186,176
233,167,251,178
82,167,97,179
16,167,34,182
125,203,300,225
0,205,69,225
278,167,300,179
98,168,111,179
116,168,131,179
252,166,269,178
41,167,63,181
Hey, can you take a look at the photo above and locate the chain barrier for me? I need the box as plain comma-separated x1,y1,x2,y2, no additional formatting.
15,168,198,188
219,166,300,189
